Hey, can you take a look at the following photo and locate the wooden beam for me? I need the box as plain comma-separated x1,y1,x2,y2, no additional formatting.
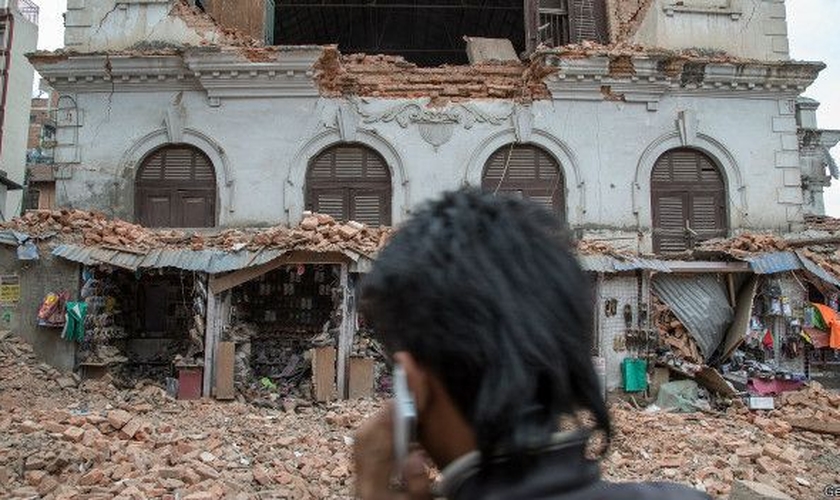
524,0,539,55
209,251,349,294
311,346,337,402
788,418,840,436
786,236,840,248
214,341,236,400
202,293,218,397
336,263,355,399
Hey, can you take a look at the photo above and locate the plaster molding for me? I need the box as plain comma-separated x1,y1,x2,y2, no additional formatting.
163,92,186,143
633,131,746,227
463,128,584,218
542,54,823,102
284,128,409,225
676,110,698,146
119,127,234,217
352,98,512,150
183,48,321,100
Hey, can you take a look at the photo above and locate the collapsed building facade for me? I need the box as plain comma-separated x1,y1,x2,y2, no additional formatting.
6,0,840,401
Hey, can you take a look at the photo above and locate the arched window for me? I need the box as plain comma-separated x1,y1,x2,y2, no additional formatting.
306,144,392,226
481,144,565,219
651,148,727,253
135,145,217,228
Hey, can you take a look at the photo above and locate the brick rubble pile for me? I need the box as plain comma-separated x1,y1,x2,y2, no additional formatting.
0,332,378,499
3,332,840,499
2,209,391,257
652,299,703,364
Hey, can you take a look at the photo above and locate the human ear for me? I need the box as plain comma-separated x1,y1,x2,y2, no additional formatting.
393,351,431,415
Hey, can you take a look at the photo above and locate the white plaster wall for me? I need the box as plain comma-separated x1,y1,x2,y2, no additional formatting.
57,89,801,244
0,9,37,219
64,0,222,51
633,0,790,61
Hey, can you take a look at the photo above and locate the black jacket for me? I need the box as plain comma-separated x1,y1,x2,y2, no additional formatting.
436,431,712,500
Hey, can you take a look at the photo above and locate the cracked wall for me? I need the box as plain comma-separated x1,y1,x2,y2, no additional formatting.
64,0,229,52
629,0,790,61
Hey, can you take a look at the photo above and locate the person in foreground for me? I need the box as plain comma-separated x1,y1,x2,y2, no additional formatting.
354,189,711,500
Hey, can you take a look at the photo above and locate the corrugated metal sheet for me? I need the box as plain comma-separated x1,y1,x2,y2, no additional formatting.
0,230,24,247
614,257,671,273
745,251,801,274
653,274,734,360
51,244,291,274
577,255,616,273
797,251,840,288
578,255,671,273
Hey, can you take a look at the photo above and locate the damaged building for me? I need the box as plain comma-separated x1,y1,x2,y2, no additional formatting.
5,0,840,402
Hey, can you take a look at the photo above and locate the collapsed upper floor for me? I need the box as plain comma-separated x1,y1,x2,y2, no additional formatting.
64,0,792,64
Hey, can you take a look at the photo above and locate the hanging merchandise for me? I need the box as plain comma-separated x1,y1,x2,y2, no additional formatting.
762,329,774,349
38,291,69,327
62,301,88,342
812,303,840,349
781,296,792,317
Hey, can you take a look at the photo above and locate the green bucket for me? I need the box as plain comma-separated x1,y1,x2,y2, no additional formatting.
622,358,648,393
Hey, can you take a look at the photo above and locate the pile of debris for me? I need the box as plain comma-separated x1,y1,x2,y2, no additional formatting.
653,299,703,364
605,400,837,499
0,332,379,499
804,214,840,233
5,331,840,499
2,209,392,257
699,232,789,257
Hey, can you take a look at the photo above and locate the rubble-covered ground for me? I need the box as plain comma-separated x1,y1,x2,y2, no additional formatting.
2,332,838,500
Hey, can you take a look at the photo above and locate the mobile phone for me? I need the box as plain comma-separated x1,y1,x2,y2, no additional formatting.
392,363,417,483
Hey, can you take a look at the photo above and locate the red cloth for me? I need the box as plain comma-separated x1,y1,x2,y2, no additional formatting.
762,329,774,349
813,303,840,349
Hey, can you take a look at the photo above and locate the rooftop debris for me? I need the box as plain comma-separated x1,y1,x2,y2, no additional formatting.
1,331,838,499
170,0,262,48
315,47,553,103
2,210,391,257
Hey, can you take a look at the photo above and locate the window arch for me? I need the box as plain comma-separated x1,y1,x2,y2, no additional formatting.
135,145,217,228
481,144,565,219
306,144,392,226
651,148,728,253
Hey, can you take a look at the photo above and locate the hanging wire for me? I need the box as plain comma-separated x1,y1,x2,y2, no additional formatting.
492,141,517,195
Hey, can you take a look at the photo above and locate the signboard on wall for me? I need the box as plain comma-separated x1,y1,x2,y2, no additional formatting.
0,275,21,304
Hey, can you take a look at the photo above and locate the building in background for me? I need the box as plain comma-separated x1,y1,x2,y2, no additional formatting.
24,84,57,210
17,0,840,397
0,0,37,219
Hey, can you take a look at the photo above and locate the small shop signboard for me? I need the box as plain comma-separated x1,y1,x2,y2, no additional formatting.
0,275,20,304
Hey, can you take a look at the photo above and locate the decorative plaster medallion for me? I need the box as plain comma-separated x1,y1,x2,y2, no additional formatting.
352,99,511,150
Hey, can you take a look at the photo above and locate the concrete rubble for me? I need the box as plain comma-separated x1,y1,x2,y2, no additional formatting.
2,209,391,257
2,331,839,499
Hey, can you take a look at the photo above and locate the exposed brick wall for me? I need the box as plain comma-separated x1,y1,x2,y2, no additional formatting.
316,48,553,103
0,245,78,370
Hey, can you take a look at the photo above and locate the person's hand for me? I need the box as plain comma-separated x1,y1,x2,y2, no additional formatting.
354,402,433,500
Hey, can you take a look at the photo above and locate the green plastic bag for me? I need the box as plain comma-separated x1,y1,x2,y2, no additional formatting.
62,301,87,342
622,358,648,392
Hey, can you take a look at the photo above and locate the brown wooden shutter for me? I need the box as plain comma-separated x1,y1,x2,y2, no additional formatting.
136,145,217,228
306,145,392,226
652,148,727,253
482,144,565,220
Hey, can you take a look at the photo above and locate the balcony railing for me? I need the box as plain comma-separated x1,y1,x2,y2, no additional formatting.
17,0,38,25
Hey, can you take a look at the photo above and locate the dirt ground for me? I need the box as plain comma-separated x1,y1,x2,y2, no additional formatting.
2,333,838,499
